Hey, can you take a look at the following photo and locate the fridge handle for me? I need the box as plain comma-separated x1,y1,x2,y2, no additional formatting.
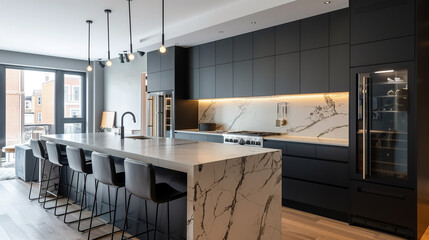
362,77,367,180
147,98,153,136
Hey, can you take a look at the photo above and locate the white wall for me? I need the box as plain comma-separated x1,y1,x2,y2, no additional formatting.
103,55,147,131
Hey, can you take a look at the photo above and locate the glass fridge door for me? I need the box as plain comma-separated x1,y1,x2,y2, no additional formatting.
357,69,408,181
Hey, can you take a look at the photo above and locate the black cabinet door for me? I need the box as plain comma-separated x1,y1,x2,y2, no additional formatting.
189,69,199,99
233,33,253,62
253,57,275,96
216,38,233,65
275,52,300,95
160,70,174,91
301,48,329,93
253,28,275,58
216,63,233,98
350,0,414,45
147,51,161,73
161,47,175,71
199,66,215,99
329,44,349,92
147,72,161,92
301,14,329,50
233,60,252,97
276,21,300,55
200,42,216,67
189,46,200,69
330,9,350,45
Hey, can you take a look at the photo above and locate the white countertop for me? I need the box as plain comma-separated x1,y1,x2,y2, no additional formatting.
176,129,349,147
41,133,278,173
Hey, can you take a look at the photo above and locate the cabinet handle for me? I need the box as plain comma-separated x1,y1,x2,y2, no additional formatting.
362,77,367,180
357,187,405,200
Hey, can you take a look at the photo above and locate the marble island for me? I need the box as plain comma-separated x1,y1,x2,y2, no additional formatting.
41,133,282,240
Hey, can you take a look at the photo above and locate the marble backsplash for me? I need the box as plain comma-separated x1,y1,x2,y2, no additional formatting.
198,93,349,140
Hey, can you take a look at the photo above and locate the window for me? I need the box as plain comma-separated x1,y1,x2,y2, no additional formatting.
37,96,41,105
64,85,70,102
37,113,42,122
72,86,80,102
25,100,31,109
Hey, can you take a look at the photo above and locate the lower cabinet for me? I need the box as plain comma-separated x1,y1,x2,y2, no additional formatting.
265,140,350,221
174,132,223,143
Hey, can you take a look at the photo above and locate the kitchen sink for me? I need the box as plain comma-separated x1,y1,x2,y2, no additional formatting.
125,136,151,140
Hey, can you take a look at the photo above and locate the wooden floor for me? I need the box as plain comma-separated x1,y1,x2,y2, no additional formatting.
0,179,424,240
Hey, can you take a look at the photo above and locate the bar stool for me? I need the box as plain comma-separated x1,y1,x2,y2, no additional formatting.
122,158,187,240
88,152,125,240
44,141,75,216
29,140,49,202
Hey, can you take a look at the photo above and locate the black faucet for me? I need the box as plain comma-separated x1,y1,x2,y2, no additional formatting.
121,111,136,139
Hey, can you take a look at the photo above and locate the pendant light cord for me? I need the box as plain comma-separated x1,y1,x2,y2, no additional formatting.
87,21,91,65
162,0,165,45
106,11,111,60
128,0,133,53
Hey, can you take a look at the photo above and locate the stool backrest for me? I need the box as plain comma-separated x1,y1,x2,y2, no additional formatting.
30,139,46,159
124,158,156,201
66,146,86,173
46,142,63,165
91,152,118,186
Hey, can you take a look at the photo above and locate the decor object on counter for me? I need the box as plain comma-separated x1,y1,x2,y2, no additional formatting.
125,0,135,60
104,9,113,67
276,102,288,126
159,0,166,53
100,111,116,129
199,123,216,131
85,20,93,72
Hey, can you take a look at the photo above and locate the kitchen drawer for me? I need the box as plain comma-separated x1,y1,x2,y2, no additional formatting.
315,145,349,162
190,134,208,142
350,181,415,229
263,140,286,154
284,156,348,187
283,178,348,213
285,142,315,158
207,135,223,143
175,133,191,140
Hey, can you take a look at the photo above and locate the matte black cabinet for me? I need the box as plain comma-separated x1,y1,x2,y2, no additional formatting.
215,64,233,98
199,43,216,67
253,28,275,58
147,72,161,92
189,46,200,69
233,33,253,62
330,9,350,45
329,44,349,92
350,0,414,45
301,48,329,93
216,38,233,65
276,21,301,55
160,70,174,91
147,51,161,73
161,48,175,71
301,14,329,50
253,57,275,96
199,66,215,99
189,69,199,99
275,52,300,95
233,60,252,97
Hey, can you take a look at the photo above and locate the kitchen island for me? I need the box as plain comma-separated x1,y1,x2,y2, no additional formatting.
41,133,282,240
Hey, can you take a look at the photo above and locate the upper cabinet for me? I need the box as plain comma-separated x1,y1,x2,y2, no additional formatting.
330,44,349,92
147,51,161,73
276,21,301,55
189,46,200,69
216,63,233,98
253,28,275,58
253,57,275,96
350,0,414,45
301,48,329,93
200,42,216,67
301,14,329,50
275,52,300,95
161,47,175,71
216,38,233,65
234,33,253,62
330,9,350,45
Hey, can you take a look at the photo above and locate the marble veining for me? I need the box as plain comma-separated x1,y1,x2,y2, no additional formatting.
198,93,349,140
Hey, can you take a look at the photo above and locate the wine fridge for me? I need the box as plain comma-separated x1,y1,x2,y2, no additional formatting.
146,91,173,137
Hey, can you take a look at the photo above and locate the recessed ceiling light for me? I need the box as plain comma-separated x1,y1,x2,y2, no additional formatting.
219,30,224,34
324,1,331,4
251,21,257,25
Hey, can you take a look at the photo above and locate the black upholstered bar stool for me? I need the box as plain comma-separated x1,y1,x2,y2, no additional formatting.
122,158,187,240
29,139,50,202
88,152,125,240
44,141,74,216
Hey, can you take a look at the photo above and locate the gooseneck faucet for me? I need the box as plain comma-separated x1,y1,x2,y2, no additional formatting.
121,111,136,139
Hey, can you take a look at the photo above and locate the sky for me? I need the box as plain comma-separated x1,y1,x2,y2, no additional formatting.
22,70,55,96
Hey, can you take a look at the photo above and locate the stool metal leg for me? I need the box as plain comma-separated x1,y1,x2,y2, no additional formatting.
145,200,150,240
88,180,99,240
28,157,39,200
167,202,170,240
154,203,159,240
121,192,132,239
63,170,75,223
43,163,54,209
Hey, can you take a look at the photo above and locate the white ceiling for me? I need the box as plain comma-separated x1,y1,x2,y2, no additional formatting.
0,0,348,60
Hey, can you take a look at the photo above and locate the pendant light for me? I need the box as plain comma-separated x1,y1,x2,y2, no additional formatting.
86,20,93,72
159,0,166,54
126,0,135,60
105,9,113,67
